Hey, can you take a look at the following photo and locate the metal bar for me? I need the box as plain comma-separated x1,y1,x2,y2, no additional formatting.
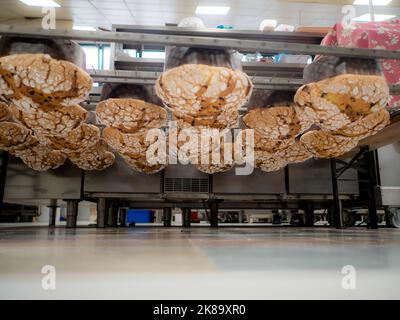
113,25,325,43
108,201,119,227
66,200,79,229
0,152,9,215
48,199,57,227
364,149,379,229
304,201,314,227
330,158,343,229
336,148,365,179
119,207,127,227
163,207,172,227
210,200,219,228
88,70,400,94
96,198,107,228
369,0,376,22
1,25,399,59
182,207,191,228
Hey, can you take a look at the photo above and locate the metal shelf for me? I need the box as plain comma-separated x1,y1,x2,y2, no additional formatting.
88,69,400,94
113,25,326,44
113,55,306,77
1,25,399,59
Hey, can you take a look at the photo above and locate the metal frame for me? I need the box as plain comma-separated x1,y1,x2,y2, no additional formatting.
330,147,380,229
1,25,400,229
1,25,399,59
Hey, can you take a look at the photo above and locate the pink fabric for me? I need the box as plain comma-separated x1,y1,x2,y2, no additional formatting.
321,20,400,110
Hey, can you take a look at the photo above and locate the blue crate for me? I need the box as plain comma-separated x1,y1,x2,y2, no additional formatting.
126,209,154,224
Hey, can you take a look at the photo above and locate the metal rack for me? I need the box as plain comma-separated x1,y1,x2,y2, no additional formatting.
1,24,400,229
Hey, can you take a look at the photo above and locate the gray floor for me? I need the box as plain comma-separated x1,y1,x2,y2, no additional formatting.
1,226,400,299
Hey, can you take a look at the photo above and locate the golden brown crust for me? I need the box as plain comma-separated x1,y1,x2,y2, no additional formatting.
36,123,100,154
96,98,167,133
0,121,38,152
172,105,239,129
155,64,253,117
10,103,87,136
0,102,11,122
336,107,390,140
103,127,161,155
68,139,115,171
0,53,92,106
294,75,390,133
195,142,235,174
121,152,166,174
13,144,66,171
243,106,306,139
255,140,312,172
300,130,359,158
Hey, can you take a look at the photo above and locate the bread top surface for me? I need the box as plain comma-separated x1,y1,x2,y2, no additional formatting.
69,139,115,171
300,130,359,158
0,53,92,106
0,121,38,151
294,74,390,132
14,144,66,171
10,103,87,136
155,64,253,112
0,101,10,122
96,98,167,133
242,106,304,139
37,123,100,153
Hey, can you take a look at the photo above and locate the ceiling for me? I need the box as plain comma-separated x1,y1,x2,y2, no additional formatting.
0,0,399,30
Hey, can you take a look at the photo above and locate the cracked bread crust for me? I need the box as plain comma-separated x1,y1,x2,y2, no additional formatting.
68,139,115,171
294,75,390,132
243,106,307,140
155,64,253,115
0,102,10,122
13,144,66,171
255,140,312,172
36,123,100,154
195,142,235,174
0,53,92,106
169,126,232,165
335,107,390,140
10,103,87,136
300,130,359,158
96,98,167,133
121,152,166,174
172,104,239,129
0,121,38,152
103,127,161,155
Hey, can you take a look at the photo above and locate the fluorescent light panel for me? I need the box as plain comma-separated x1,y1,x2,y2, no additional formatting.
354,0,392,5
353,13,396,21
19,0,60,7
73,26,96,31
195,6,230,15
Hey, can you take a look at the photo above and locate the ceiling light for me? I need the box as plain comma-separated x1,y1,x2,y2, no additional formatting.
195,6,230,15
354,0,392,5
73,26,96,31
19,0,60,7
353,13,396,21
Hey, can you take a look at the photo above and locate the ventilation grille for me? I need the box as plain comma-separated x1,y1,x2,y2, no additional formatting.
164,178,209,193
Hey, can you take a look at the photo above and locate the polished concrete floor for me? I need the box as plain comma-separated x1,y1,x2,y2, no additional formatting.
0,226,400,299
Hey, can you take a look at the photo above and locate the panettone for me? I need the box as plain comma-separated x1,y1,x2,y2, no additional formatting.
13,144,66,171
96,98,167,133
0,53,92,107
300,130,360,158
10,103,87,136
68,139,115,171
